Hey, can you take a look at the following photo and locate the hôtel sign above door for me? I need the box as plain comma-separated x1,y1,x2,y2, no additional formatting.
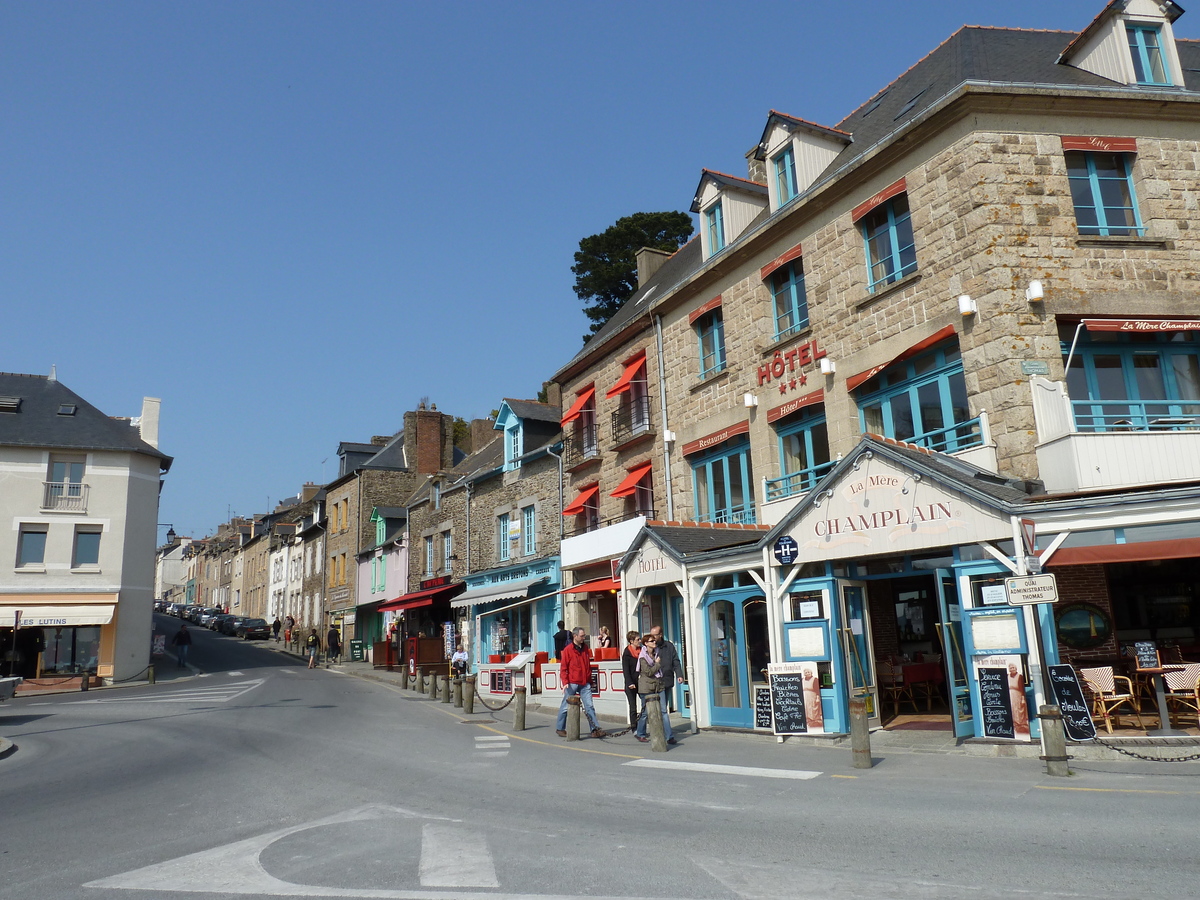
624,542,684,589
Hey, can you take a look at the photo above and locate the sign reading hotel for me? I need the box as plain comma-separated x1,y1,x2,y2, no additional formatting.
624,542,684,589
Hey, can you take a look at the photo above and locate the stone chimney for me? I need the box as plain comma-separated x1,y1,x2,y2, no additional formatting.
404,409,455,474
371,435,391,446
635,247,672,288
139,397,161,448
541,381,562,409
746,145,767,184
301,482,320,503
470,417,497,453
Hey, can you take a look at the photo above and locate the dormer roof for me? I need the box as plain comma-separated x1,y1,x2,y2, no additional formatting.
689,169,768,214
753,111,852,161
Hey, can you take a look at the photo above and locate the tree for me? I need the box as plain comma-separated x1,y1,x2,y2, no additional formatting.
572,211,694,342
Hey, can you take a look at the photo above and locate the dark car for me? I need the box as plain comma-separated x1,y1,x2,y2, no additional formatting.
220,616,247,636
237,618,271,640
208,614,232,632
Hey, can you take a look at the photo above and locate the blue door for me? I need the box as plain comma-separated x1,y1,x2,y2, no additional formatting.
837,581,880,722
704,593,767,728
935,570,975,738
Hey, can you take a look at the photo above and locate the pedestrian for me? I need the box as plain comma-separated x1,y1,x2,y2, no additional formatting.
306,628,321,669
635,633,673,744
621,630,642,730
272,617,282,642
326,625,341,666
596,625,613,649
284,614,295,645
650,624,685,719
555,627,606,739
451,642,469,676
552,620,571,659
171,623,192,668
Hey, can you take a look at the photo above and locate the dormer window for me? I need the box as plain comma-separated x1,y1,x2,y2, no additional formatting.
774,146,798,204
692,169,768,257
432,481,441,510
504,422,522,470
1059,2,1184,88
755,113,851,213
705,201,726,256
1127,23,1169,84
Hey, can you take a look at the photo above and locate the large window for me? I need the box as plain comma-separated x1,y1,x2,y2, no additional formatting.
1065,151,1143,237
770,260,808,340
696,309,727,379
767,410,832,502
692,438,756,524
1064,328,1200,431
1127,24,1170,85
425,536,435,575
773,146,798,204
17,524,47,567
861,194,917,292
73,527,101,568
442,531,452,573
706,201,725,256
856,342,979,452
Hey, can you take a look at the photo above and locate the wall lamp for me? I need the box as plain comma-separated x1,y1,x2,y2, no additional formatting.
743,392,758,408
958,294,977,316
1025,280,1044,302
819,358,836,375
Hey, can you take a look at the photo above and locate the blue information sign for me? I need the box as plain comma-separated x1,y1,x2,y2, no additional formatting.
773,535,799,565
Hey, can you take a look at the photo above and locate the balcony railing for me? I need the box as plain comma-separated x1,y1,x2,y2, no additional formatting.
697,502,757,526
42,481,89,512
764,461,837,503
900,416,985,454
611,395,653,445
563,426,600,468
561,507,654,539
1071,399,1200,433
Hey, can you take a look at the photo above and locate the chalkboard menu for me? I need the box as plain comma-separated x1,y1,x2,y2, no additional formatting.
769,673,808,735
978,667,1015,738
753,685,773,730
590,666,600,695
1047,664,1097,742
1133,641,1159,670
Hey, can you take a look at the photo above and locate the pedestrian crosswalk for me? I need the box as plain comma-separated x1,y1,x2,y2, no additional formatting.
473,734,510,758
68,679,265,706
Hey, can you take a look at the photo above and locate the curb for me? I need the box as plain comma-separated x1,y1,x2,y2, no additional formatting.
0,737,15,759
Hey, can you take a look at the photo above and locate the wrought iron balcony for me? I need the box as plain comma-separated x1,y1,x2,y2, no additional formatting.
42,481,88,513
611,395,653,445
563,426,600,468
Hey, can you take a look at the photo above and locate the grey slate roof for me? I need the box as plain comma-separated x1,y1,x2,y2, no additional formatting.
689,169,768,213
643,524,764,558
502,399,561,424
0,372,172,470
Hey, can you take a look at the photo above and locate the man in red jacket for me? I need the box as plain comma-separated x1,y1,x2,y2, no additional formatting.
555,627,606,738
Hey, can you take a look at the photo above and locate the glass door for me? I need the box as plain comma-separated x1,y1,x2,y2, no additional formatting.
935,570,975,738
837,581,878,722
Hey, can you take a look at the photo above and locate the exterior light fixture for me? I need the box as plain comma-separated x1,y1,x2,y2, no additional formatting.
743,393,758,408
819,358,836,375
958,295,977,316
1026,280,1044,302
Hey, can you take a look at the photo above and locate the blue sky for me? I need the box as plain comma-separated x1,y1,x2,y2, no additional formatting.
3,1,1191,540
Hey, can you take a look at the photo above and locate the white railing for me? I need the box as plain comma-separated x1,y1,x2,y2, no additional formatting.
42,481,88,512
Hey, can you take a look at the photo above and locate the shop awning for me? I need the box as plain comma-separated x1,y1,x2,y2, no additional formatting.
605,351,647,398
563,577,620,594
1048,537,1200,567
10,605,116,627
1082,318,1200,333
562,484,600,516
450,576,549,609
560,386,596,426
845,325,957,392
377,583,464,612
611,461,653,498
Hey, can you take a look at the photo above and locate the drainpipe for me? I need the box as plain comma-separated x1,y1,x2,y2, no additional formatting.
654,314,675,520
464,480,473,575
546,443,564,538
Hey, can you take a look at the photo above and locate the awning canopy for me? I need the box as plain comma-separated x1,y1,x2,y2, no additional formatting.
451,576,549,609
562,484,600,516
605,351,647,398
11,605,115,627
846,325,957,392
560,386,596,426
1048,537,1200,567
377,583,464,612
611,461,653,498
564,577,620,594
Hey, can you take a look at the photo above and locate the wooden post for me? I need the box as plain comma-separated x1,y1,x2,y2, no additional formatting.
1040,705,1071,777
440,673,451,703
453,676,463,708
849,697,873,769
463,676,476,714
645,694,668,752
566,694,582,740
513,686,526,731
400,665,409,690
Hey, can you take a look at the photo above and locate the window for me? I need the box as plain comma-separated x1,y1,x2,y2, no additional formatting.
768,410,832,502
498,513,510,562
626,470,654,518
691,439,756,524
1065,151,1143,237
771,260,809,340
432,482,441,510
1063,328,1200,431
17,524,48,567
856,341,979,452
609,354,651,443
1127,24,1170,85
773,145,798,204
45,454,86,511
49,455,85,485
705,201,725,256
504,424,523,471
861,193,917,291
522,505,536,556
425,536,435,574
577,400,597,458
442,532,452,572
696,309,726,379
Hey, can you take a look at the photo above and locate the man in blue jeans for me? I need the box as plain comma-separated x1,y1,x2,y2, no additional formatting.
171,624,192,668
555,627,606,738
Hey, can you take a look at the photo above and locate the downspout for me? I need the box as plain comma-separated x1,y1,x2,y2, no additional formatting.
654,314,675,520
464,480,473,576
546,443,564,538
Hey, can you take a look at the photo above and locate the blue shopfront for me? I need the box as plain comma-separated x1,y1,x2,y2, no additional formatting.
454,558,561,666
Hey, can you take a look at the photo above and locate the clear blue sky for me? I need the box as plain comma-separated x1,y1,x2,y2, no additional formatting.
4,1,1191,540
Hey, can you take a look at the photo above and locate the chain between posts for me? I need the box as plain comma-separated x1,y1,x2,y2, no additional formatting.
467,679,634,735
1087,735,1200,763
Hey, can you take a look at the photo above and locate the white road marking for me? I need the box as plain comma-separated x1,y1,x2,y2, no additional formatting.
278,669,295,674
473,735,509,743
622,759,821,780
475,751,509,758
227,671,244,676
418,824,498,888
64,679,266,706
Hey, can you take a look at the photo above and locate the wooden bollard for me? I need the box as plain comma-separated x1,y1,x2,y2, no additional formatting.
453,676,463,708
566,694,582,740
441,674,451,703
1040,705,1071,777
400,665,409,690
645,694,668,752
428,672,439,699
849,696,873,769
514,686,526,731
463,676,476,714
416,668,426,693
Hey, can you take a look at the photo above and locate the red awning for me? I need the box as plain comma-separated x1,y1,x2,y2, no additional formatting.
560,386,596,426
851,177,907,223
845,325,957,392
377,582,464,612
760,243,803,281
605,351,647,398
610,461,653,498
1047,537,1200,567
563,577,620,594
766,389,824,424
1083,318,1200,334
562,484,600,516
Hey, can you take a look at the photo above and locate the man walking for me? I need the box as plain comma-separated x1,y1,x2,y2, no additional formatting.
305,628,321,669
555,627,606,738
326,625,342,666
171,623,192,668
552,620,571,659
650,624,685,744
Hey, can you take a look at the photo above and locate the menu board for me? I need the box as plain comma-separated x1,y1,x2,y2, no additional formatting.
754,685,773,730
1047,664,1097,742
971,612,1021,652
978,667,1015,738
768,673,808,735
489,670,513,694
1133,641,1159,670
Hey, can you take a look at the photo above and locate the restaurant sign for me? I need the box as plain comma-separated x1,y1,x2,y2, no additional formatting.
624,542,683,589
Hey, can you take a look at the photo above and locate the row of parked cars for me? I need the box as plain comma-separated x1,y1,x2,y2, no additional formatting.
153,600,272,640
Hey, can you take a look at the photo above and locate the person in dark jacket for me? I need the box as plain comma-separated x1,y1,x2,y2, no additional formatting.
326,626,342,665
555,628,606,738
171,624,192,668
635,634,672,743
650,624,685,712
271,617,282,642
552,621,571,659
621,630,642,730
306,629,321,669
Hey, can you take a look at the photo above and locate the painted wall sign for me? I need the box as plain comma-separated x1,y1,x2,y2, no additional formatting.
1083,317,1200,333
681,420,750,457
766,388,824,424
851,176,907,223
623,543,684,589
1060,135,1137,153
757,339,827,393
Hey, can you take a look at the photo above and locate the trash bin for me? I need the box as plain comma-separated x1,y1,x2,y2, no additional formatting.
349,639,366,662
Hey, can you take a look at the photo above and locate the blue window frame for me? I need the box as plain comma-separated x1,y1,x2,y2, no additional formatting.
1063,329,1200,431
1127,24,1170,85
696,309,726,379
1065,151,1143,237
498,513,510,562
856,342,981,452
766,409,832,502
706,201,725,256
770,260,808,340
861,194,917,291
773,146,798,204
691,438,756,524
522,505,535,556
504,425,522,471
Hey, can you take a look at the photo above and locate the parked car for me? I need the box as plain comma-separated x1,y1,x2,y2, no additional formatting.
197,608,222,626
220,616,247,636
208,614,232,632
237,618,271,640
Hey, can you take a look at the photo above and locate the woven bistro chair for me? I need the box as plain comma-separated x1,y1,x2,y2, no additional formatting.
1163,663,1200,729
877,659,919,716
1079,665,1144,733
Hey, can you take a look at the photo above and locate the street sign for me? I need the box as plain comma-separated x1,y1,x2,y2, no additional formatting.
773,535,799,565
1004,573,1058,605
1019,518,1038,556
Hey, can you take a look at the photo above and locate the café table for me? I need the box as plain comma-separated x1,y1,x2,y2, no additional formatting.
900,662,944,710
1138,665,1187,736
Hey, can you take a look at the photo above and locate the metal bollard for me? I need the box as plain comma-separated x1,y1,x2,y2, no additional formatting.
513,686,526,731
1039,705,1071,777
463,676,476,714
645,694,668,752
566,695,581,740
849,696,873,769
400,666,409,690
453,676,463,708
440,674,451,704
147,665,155,685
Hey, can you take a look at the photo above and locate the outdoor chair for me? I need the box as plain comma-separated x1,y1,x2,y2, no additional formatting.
877,659,920,716
1163,663,1200,729
1079,665,1144,733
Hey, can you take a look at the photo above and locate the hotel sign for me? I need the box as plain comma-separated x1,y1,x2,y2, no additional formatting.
624,543,683,589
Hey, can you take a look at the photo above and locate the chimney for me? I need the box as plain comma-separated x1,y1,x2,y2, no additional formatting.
470,417,496,453
301,482,320,502
541,381,562,409
371,435,391,446
635,247,672,288
139,397,161,448
746,145,767,184
404,409,454,474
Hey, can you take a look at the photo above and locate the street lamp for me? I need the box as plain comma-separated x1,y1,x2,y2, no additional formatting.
158,523,176,544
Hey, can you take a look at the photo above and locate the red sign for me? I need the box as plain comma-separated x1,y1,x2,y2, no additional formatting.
419,575,452,590
1060,136,1137,153
1083,318,1200,333
682,420,750,457
757,338,826,389
767,389,824,424
851,177,906,223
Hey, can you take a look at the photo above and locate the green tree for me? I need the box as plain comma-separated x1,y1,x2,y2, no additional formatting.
572,211,693,342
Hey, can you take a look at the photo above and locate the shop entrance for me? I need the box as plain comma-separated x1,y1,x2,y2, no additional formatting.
705,592,768,728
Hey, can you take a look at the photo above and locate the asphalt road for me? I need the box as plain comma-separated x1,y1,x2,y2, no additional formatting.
2,614,1198,900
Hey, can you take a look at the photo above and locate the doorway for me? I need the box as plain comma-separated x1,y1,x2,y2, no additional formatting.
705,592,768,728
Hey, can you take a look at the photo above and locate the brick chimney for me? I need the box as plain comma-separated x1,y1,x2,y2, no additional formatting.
404,409,455,474
541,381,562,409
470,417,497,453
301,482,321,502
635,247,672,288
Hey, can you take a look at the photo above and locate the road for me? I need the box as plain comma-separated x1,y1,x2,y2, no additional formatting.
1,613,1198,900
